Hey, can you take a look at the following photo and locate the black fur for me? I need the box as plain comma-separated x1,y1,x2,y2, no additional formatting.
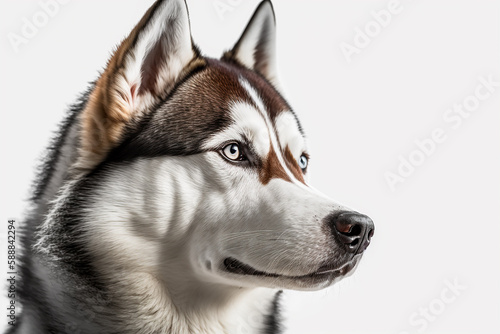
32,84,94,202
262,290,283,334
8,85,96,334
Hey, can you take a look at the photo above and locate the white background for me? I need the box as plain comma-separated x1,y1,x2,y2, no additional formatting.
0,0,499,333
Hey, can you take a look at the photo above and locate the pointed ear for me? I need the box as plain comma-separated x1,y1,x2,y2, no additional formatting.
223,1,278,85
78,0,203,172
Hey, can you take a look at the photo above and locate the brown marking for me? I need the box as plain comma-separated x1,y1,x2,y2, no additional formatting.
283,146,306,184
220,57,290,120
170,59,256,122
259,145,291,185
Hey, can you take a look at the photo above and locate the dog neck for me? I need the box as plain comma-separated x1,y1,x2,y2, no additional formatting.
28,241,281,334
98,272,280,334
32,262,280,334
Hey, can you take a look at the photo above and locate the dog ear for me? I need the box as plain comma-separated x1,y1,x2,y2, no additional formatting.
223,1,278,85
77,0,202,172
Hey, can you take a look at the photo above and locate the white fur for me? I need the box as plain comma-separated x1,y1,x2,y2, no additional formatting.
203,101,270,157
275,112,306,161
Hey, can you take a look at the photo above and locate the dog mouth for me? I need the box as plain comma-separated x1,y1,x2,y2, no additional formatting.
223,257,357,280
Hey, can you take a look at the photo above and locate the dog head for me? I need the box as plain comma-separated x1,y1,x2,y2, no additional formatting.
76,0,374,291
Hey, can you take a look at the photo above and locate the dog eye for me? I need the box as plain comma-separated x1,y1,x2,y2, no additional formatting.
222,143,245,161
298,154,308,171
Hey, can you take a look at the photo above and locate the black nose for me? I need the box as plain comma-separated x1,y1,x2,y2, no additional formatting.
329,211,374,255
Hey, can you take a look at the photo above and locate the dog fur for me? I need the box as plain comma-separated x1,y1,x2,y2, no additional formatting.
8,1,373,333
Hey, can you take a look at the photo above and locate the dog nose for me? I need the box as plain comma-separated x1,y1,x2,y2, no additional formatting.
329,211,374,255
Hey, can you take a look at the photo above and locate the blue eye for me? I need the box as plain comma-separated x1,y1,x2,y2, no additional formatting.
299,155,308,170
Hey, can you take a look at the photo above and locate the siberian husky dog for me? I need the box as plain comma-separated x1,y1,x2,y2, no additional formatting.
10,0,374,333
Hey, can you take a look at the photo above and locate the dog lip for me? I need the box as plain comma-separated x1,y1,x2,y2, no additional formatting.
223,257,355,279
314,260,356,275
223,257,279,277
